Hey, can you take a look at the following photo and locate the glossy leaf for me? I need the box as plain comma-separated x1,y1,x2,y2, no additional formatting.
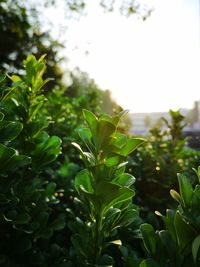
6,155,31,170
0,144,16,170
174,211,196,251
119,208,138,227
105,156,120,167
96,119,116,149
32,134,62,167
111,132,127,149
77,127,95,154
140,224,157,255
170,189,182,205
96,181,134,214
120,138,144,156
0,121,23,142
75,169,94,194
178,173,193,207
192,235,200,263
113,173,135,187
82,109,98,136
0,112,4,121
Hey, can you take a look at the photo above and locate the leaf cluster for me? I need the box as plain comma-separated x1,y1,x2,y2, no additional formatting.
140,169,200,267
71,109,144,266
0,55,65,266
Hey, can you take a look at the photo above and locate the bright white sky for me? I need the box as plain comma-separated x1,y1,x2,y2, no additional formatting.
44,0,200,113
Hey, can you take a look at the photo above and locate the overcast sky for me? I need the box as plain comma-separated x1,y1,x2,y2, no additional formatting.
44,0,200,113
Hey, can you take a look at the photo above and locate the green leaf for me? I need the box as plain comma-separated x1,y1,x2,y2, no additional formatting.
0,121,23,142
96,181,134,215
0,194,10,206
23,54,49,92
0,73,6,84
71,234,87,258
82,109,98,136
105,156,120,167
14,213,31,224
111,132,127,149
120,138,144,156
0,112,4,121
104,208,121,224
72,142,85,159
96,119,116,149
72,142,95,165
77,127,95,154
140,224,157,255
51,214,66,231
45,182,56,196
98,254,114,266
10,75,22,83
113,173,135,187
191,185,200,211
174,211,196,251
161,209,177,243
178,173,193,207
119,209,138,227
159,230,177,258
139,259,159,267
112,109,129,125
32,133,62,168
0,144,16,170
75,169,94,194
6,155,31,170
192,235,200,263
170,189,182,205
4,210,18,221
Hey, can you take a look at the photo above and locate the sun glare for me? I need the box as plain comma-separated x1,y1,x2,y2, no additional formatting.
45,0,200,113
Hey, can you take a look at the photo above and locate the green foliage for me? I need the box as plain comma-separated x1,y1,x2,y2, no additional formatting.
140,169,200,267
71,109,144,266
129,110,200,223
0,0,63,88
1,53,200,267
0,55,64,266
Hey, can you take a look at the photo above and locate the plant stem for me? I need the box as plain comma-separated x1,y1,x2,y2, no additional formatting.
93,212,103,264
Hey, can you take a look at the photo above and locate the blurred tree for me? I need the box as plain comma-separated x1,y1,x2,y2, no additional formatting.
128,110,200,227
0,0,63,89
0,0,152,87
45,0,153,19
144,115,151,129
66,68,125,117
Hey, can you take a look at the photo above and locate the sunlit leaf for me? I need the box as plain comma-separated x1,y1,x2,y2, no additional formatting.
113,173,135,187
120,138,144,156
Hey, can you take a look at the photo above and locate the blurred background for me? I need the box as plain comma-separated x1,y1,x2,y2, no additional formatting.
0,0,200,135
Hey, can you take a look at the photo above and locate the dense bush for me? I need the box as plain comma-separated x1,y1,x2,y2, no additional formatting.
1,55,200,267
129,110,200,225
69,109,144,266
140,169,200,266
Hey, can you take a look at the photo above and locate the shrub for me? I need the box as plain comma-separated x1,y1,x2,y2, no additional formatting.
0,55,65,266
140,168,200,266
129,110,200,225
69,109,144,266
